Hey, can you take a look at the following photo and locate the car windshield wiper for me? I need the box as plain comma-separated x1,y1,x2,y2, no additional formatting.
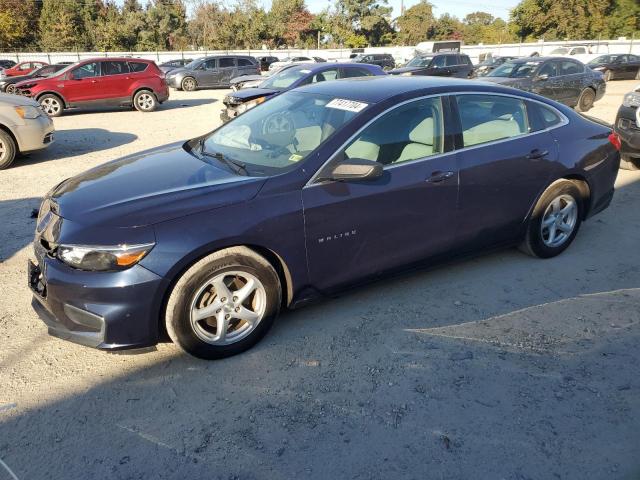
198,139,248,176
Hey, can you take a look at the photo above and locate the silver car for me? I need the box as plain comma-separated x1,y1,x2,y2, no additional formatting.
164,55,260,91
0,93,54,169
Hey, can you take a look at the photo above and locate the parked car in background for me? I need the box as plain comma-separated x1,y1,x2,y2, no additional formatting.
474,56,517,76
2,61,48,78
0,93,54,169
389,53,474,78
547,44,599,63
0,64,68,94
587,54,640,82
268,56,321,72
17,58,168,117
165,55,260,91
0,59,17,71
615,84,640,170
482,57,605,112
221,62,384,122
158,58,193,75
28,76,620,359
352,53,395,71
229,64,298,91
257,56,279,71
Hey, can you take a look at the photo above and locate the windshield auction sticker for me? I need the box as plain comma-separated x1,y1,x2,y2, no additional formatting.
326,98,368,112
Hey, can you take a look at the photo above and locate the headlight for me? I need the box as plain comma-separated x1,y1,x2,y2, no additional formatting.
14,105,41,119
236,97,266,114
622,91,640,108
57,243,154,271
400,72,413,76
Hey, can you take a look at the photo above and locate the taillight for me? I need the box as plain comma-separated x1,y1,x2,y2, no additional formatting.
608,132,621,151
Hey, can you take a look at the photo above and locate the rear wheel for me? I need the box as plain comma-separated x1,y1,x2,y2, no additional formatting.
38,94,63,117
181,77,197,92
519,180,583,258
5,84,16,94
620,154,640,171
165,247,282,359
636,68,640,80
575,88,596,112
0,129,17,170
133,90,158,112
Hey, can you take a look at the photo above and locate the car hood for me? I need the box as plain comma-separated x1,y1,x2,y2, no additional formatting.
0,92,40,107
389,66,427,75
49,142,267,228
230,74,265,85
13,76,52,88
165,67,189,76
227,87,279,102
0,73,32,84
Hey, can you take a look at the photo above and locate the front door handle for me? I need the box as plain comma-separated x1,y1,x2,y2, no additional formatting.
427,171,454,183
526,149,548,160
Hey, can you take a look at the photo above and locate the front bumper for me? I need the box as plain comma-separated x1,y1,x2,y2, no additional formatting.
13,114,54,152
28,256,165,350
615,106,640,158
165,75,181,89
220,107,236,123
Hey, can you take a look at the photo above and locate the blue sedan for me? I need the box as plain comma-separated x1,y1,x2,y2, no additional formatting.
221,62,384,122
30,76,620,359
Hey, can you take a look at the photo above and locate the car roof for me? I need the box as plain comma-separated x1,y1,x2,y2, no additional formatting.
508,56,578,63
288,62,378,72
294,75,528,104
78,57,152,63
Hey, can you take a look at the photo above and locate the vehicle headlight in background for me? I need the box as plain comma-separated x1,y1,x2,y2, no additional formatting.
236,97,266,114
622,91,640,108
57,243,155,271
14,105,41,119
400,72,413,76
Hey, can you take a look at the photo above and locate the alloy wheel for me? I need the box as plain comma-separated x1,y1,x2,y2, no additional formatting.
183,78,196,91
540,194,578,248
40,97,61,116
136,93,155,111
189,271,267,345
0,138,6,161
5,84,15,94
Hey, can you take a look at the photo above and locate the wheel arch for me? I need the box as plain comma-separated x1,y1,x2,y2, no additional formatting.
525,175,592,225
131,86,157,100
35,91,67,107
0,123,19,152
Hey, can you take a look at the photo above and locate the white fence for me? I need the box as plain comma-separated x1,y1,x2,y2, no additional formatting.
1,38,638,65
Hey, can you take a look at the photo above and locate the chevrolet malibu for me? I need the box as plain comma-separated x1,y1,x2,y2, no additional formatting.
29,77,620,359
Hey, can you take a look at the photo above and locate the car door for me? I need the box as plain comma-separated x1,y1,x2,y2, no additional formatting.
453,93,558,246
196,58,218,87
557,60,584,105
446,54,463,77
302,96,460,291
627,55,640,79
426,55,450,76
217,57,236,86
619,55,637,79
63,62,102,104
530,61,560,101
100,60,130,101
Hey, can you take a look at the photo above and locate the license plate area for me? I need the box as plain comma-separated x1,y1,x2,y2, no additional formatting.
28,259,47,298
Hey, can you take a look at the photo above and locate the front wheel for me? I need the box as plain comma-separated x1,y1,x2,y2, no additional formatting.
181,77,197,92
575,88,596,112
5,84,16,94
0,129,17,170
519,180,583,258
133,90,158,112
38,94,63,117
620,154,640,171
165,247,282,359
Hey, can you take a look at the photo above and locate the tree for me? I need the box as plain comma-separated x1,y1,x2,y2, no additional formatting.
137,0,188,50
396,1,435,45
429,13,464,41
38,0,88,50
0,0,39,49
329,0,394,46
462,11,516,44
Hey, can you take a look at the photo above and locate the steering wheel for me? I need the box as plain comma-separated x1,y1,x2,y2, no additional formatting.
262,111,294,136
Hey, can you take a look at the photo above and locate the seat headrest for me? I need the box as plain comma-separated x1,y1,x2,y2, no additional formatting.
408,117,434,145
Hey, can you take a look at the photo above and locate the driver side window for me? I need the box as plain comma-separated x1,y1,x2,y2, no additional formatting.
72,62,99,79
343,97,444,166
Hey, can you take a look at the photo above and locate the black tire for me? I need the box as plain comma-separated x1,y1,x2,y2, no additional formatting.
5,84,16,94
181,77,197,92
38,93,64,117
165,247,282,360
0,129,17,170
636,68,640,80
620,154,640,171
519,180,584,259
133,90,158,112
575,88,596,112
603,69,612,82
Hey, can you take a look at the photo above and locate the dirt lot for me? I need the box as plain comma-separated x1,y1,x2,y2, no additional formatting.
1,80,639,480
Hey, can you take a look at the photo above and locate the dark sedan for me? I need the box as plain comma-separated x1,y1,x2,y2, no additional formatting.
29,77,620,359
587,54,640,82
482,57,605,111
0,63,68,94
389,52,474,78
615,85,640,170
158,58,193,75
0,59,16,70
221,62,384,122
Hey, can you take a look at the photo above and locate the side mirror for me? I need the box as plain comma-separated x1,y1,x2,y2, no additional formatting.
329,158,383,182
535,73,549,81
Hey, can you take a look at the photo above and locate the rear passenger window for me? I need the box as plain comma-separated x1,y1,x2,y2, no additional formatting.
560,61,583,75
237,58,253,67
102,61,129,75
219,58,235,68
456,95,529,147
128,62,147,72
343,97,444,166
342,68,373,78
445,55,459,66
529,103,563,130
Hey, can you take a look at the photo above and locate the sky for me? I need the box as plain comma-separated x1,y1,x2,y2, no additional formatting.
262,0,521,20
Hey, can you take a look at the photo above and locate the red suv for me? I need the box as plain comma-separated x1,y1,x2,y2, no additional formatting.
2,61,48,77
16,58,169,117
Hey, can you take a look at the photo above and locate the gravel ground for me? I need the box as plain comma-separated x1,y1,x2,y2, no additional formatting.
0,80,639,480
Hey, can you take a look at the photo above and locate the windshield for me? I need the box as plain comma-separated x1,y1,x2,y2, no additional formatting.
203,92,365,175
487,61,539,78
550,47,569,54
259,67,310,90
406,56,432,67
184,58,204,69
53,62,79,77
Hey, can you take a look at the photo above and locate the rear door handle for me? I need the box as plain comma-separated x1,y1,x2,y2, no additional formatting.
426,171,454,183
526,149,548,160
